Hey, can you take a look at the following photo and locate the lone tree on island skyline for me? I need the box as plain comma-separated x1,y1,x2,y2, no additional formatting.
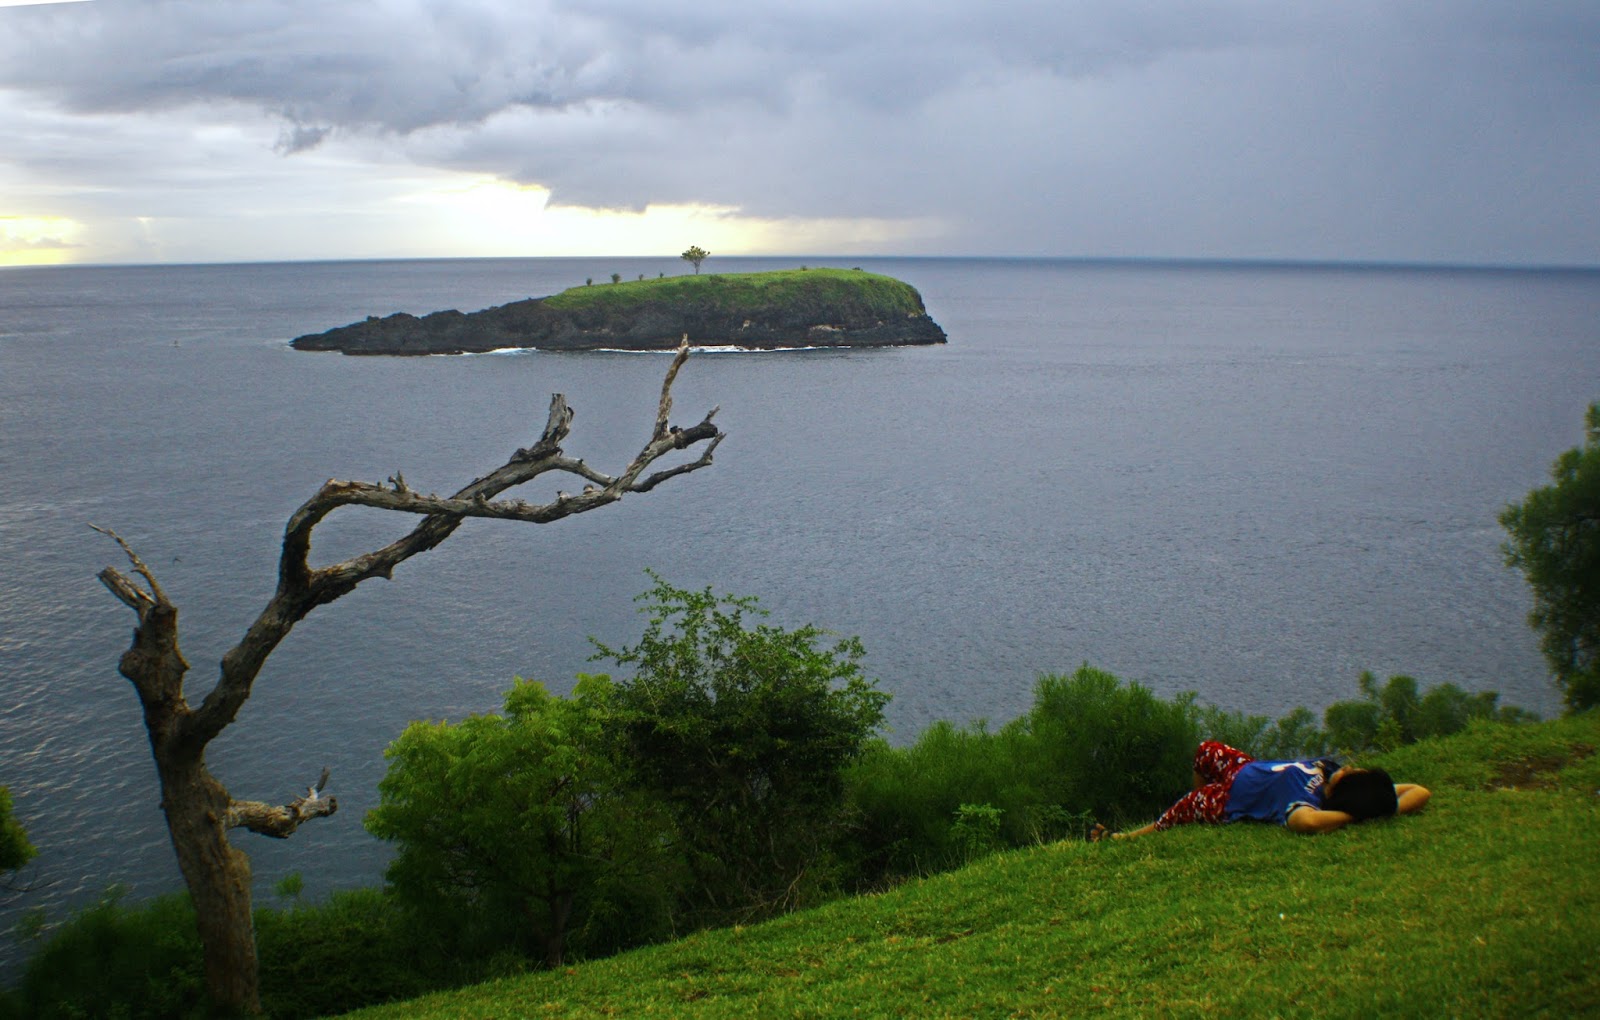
681,245,710,273
92,346,723,1016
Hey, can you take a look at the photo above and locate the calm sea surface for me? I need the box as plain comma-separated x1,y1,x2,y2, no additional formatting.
1,256,1597,958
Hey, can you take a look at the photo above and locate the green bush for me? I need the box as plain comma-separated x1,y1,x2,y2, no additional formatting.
950,803,1004,863
1193,704,1327,760
593,573,889,925
7,888,205,1020
845,719,1037,877
1323,671,1533,753
366,676,674,968
1324,697,1384,751
6,885,476,1020
255,888,456,1018
1020,666,1197,823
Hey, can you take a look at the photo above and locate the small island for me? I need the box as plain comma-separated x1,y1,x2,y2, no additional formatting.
290,268,948,355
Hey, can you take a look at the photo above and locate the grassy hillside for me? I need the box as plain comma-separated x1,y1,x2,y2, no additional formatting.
342,713,1600,1018
542,268,929,319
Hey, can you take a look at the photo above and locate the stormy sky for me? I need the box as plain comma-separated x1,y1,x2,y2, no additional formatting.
2,0,1596,265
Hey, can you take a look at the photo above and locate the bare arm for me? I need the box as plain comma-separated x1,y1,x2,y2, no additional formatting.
1088,821,1158,842
1111,822,1159,840
1395,783,1432,815
1288,783,1431,833
1286,806,1357,834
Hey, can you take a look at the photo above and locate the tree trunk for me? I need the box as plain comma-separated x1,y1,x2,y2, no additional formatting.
542,888,574,968
93,350,721,1014
158,755,261,1015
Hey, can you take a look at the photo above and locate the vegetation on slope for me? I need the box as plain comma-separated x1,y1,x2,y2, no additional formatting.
542,268,930,321
3,648,1571,1018
343,711,1599,1019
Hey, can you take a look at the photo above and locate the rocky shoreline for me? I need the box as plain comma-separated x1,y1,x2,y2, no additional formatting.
290,276,948,355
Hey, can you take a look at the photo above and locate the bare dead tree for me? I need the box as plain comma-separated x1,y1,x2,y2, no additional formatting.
94,344,721,1015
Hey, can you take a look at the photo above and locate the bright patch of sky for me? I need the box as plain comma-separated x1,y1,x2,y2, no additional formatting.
1,1,1595,267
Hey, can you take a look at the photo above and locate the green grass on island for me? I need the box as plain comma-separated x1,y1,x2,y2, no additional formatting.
542,268,929,320
342,712,1600,1019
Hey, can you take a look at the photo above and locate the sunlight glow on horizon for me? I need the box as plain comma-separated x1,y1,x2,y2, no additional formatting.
396,176,944,259
0,174,945,267
0,216,83,266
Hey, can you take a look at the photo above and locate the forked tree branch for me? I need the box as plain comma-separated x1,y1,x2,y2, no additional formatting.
92,343,721,1017
93,342,722,753
91,524,170,613
92,525,192,726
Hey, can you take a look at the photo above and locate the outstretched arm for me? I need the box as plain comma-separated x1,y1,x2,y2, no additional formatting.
1090,821,1159,841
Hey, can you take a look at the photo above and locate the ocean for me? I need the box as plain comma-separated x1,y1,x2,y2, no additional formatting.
1,255,1597,958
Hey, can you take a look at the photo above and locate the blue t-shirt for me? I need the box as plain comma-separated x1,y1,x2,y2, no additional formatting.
1223,760,1326,825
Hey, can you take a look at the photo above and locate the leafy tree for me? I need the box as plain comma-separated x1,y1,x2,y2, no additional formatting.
591,574,888,924
366,677,674,967
0,787,35,879
680,245,710,274
89,350,722,1014
1500,402,1600,711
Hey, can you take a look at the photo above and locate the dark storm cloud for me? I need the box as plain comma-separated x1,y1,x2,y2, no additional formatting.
1,0,1596,262
2,1,1243,125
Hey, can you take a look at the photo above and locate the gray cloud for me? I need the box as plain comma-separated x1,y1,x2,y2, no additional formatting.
1,0,1596,262
274,121,330,154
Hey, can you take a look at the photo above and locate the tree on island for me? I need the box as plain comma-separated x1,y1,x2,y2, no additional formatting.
681,245,710,274
92,346,723,1016
1500,401,1600,711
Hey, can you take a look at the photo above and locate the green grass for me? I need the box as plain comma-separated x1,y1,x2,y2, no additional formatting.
340,713,1600,1018
541,268,927,319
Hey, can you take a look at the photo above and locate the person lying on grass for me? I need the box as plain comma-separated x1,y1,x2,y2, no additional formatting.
1089,740,1432,840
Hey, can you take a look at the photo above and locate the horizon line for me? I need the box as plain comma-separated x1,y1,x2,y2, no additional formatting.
4,253,1598,274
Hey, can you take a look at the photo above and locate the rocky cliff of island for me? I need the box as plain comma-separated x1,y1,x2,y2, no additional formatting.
289,268,948,355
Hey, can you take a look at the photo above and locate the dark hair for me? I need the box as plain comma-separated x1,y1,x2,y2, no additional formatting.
1323,768,1398,820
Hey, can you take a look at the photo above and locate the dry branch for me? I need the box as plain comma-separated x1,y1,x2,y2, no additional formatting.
91,346,722,1013
227,768,337,839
